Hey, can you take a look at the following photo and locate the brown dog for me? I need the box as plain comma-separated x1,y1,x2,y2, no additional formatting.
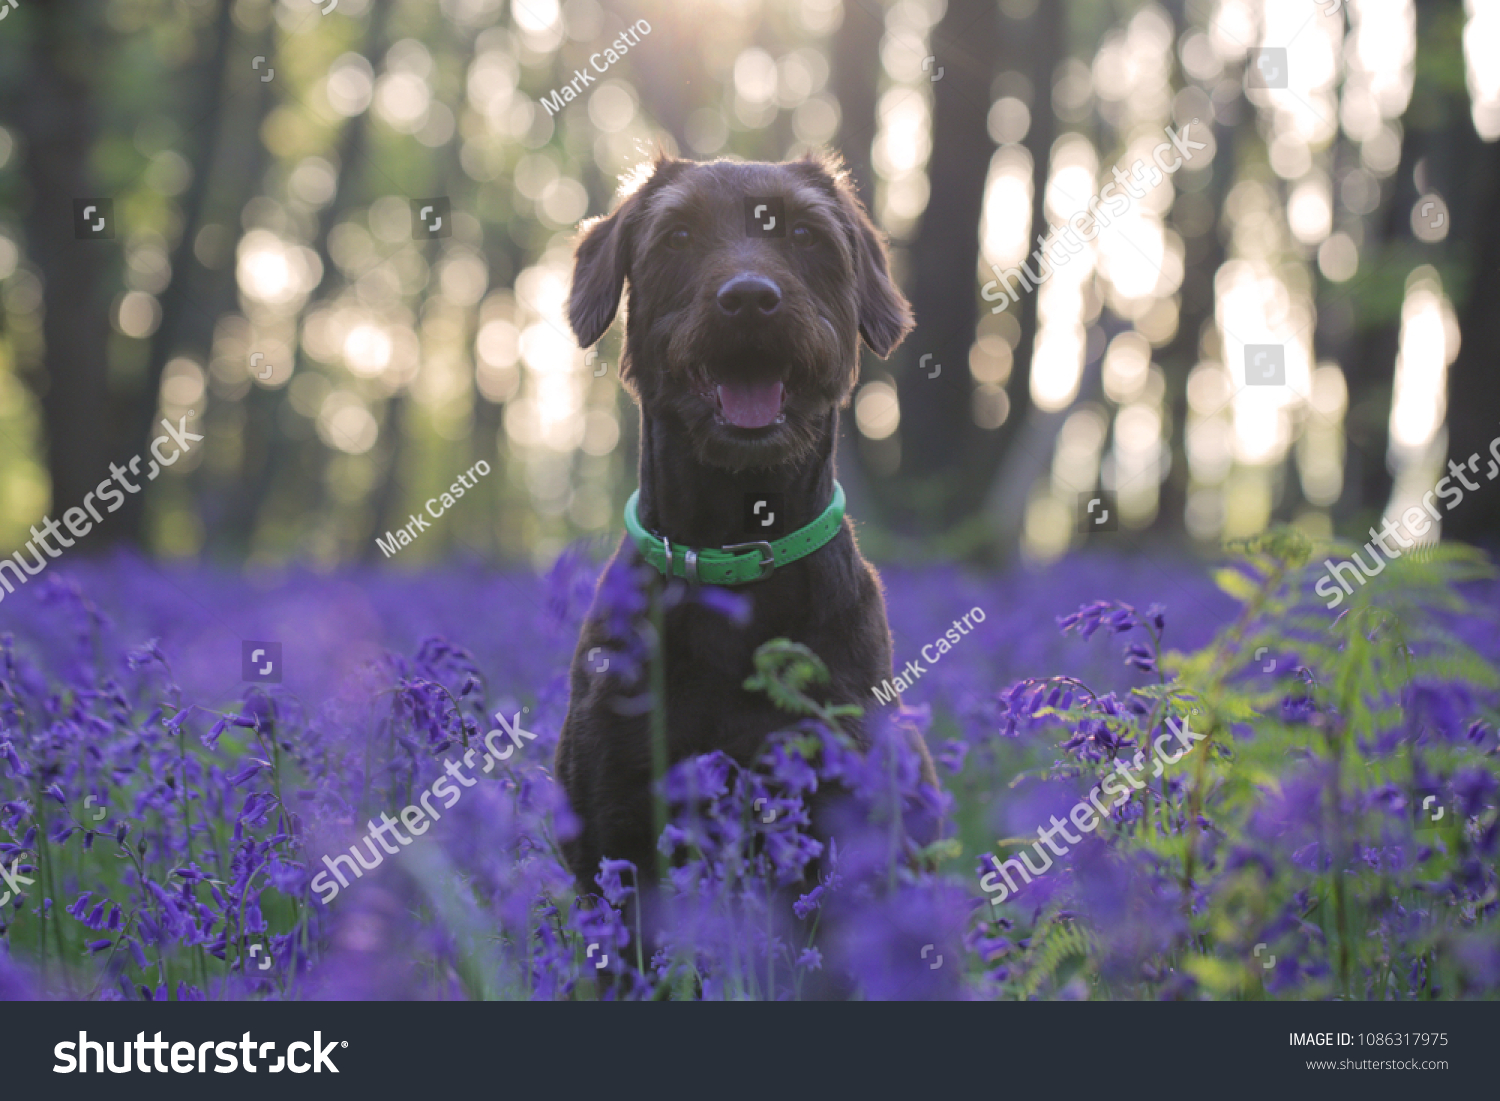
556,153,938,900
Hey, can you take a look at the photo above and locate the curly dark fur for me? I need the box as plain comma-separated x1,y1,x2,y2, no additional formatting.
556,153,937,904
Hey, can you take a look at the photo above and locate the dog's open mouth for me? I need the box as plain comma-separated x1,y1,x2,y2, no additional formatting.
713,379,786,429
692,365,790,430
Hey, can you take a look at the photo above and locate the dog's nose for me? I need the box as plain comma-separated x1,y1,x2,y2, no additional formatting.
716,275,782,318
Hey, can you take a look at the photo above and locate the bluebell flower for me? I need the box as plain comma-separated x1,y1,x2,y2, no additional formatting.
595,858,638,905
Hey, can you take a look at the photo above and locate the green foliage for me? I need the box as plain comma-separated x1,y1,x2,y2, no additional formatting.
984,527,1500,1000
1013,904,1097,999
744,639,863,726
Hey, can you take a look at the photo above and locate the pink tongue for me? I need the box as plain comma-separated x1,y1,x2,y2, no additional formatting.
716,381,783,428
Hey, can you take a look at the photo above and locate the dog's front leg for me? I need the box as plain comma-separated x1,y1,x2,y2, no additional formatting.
557,695,669,951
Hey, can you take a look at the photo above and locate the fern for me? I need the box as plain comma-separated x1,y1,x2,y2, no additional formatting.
743,638,864,726
978,525,1499,1001
1014,905,1097,999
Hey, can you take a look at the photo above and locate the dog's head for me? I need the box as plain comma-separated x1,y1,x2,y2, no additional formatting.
568,153,912,472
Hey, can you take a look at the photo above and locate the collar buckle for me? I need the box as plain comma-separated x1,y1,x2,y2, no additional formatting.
722,540,775,581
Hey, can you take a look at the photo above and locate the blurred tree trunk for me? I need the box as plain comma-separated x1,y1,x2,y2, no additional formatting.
364,391,409,561
1151,0,1228,539
1441,140,1500,544
1343,0,1465,526
200,16,278,557
831,0,887,521
1341,154,1418,526
978,1,1064,554
830,2,883,208
223,0,393,558
365,25,483,562
889,0,1000,533
605,0,695,154
116,0,235,544
13,1,112,535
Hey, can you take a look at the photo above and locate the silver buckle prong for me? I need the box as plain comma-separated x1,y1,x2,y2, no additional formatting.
722,540,776,581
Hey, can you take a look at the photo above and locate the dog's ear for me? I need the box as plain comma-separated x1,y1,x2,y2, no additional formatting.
823,166,912,358
568,203,634,349
851,212,913,357
569,156,684,349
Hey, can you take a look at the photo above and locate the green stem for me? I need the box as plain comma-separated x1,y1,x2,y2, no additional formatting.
648,585,669,883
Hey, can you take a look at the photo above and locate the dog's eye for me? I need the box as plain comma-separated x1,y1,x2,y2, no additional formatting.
790,224,817,248
667,227,692,250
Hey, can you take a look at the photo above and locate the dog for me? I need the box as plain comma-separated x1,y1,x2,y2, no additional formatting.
555,152,939,905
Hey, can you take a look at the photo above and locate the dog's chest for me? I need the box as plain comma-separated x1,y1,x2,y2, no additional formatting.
654,580,880,761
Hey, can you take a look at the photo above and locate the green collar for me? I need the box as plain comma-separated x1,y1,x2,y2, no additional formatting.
624,482,846,585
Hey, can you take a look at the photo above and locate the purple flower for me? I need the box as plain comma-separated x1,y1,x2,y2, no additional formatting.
1453,768,1497,817
0,542,1491,1003
202,717,228,749
0,741,25,777
936,738,968,774
227,762,266,787
794,885,825,920
595,859,638,906
661,752,734,805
